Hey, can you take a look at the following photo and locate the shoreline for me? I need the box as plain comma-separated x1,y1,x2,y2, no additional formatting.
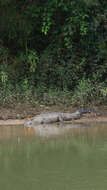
0,105,107,126
0,116,107,126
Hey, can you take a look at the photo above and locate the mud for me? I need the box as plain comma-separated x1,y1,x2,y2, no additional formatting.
0,105,106,126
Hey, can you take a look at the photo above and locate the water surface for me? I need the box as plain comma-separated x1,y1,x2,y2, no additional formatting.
0,123,107,190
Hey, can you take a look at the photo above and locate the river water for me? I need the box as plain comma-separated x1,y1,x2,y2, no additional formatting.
0,123,107,190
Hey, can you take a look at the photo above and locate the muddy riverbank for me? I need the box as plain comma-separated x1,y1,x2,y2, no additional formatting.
0,105,107,125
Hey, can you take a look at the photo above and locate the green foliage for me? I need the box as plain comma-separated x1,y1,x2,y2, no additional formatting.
42,90,72,105
72,78,94,105
42,10,52,35
0,43,9,87
72,78,107,105
0,0,106,106
28,50,39,73
0,71,8,86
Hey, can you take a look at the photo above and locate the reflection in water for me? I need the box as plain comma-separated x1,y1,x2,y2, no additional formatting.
25,123,87,137
24,122,107,137
0,123,107,190
0,122,107,138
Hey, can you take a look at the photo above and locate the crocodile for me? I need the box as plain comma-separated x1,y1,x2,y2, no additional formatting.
24,109,92,127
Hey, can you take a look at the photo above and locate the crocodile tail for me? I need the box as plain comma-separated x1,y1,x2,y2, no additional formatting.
78,108,93,114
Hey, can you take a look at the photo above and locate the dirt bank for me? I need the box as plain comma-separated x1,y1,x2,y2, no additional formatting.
0,105,106,125
0,117,107,126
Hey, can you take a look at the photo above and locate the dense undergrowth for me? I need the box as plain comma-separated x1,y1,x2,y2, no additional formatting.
0,78,107,107
0,0,107,107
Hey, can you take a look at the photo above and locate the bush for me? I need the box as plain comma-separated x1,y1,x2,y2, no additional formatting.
72,78,107,105
0,0,106,106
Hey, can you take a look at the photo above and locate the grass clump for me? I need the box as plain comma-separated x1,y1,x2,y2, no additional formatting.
72,78,107,106
0,77,106,108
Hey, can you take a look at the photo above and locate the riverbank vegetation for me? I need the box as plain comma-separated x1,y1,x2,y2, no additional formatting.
0,0,107,107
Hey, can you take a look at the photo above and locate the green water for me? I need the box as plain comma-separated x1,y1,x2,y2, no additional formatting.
0,124,107,190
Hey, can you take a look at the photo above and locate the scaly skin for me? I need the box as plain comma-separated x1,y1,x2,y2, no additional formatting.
24,109,92,127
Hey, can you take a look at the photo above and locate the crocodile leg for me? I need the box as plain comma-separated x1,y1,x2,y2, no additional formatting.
59,115,64,122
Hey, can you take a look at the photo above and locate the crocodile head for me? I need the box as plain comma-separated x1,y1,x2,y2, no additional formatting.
24,120,33,128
